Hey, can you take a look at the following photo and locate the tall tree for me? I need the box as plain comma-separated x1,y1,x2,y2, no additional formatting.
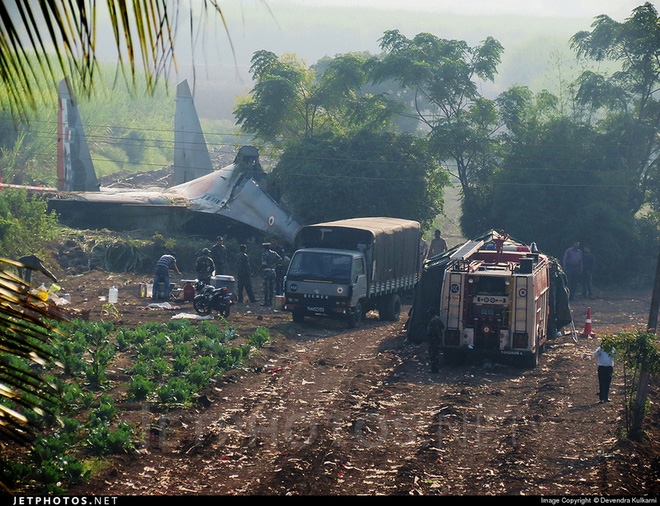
371,30,504,204
570,2,660,213
234,50,396,146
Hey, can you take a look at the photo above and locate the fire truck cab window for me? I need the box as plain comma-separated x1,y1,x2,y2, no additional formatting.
477,276,507,295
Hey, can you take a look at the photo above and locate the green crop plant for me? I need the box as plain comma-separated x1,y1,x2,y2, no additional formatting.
172,354,191,374
149,332,169,349
137,342,163,361
93,395,118,423
128,375,155,401
115,330,131,351
197,355,218,373
157,377,194,404
150,358,170,379
248,327,270,348
129,361,151,377
187,364,211,388
87,423,134,455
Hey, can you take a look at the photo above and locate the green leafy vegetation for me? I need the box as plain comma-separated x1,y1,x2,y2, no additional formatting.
0,189,60,260
600,329,660,439
0,317,270,493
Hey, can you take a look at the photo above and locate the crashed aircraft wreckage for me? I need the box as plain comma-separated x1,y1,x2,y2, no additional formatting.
49,77,301,244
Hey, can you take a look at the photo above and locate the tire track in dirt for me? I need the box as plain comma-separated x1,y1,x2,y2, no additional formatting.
201,315,406,494
66,291,643,496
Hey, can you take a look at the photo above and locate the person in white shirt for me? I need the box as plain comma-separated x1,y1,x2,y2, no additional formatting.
594,344,614,403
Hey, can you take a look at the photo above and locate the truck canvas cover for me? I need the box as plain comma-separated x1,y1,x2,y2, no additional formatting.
406,230,573,343
295,217,421,285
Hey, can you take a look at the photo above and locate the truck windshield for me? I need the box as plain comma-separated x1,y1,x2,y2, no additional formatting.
287,252,353,283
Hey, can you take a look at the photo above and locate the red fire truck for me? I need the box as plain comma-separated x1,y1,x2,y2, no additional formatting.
436,233,551,367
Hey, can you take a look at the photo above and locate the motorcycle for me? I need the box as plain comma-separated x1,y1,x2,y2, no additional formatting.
193,281,232,317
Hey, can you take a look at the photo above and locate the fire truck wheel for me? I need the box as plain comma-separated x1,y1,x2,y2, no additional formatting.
379,294,401,321
524,349,539,368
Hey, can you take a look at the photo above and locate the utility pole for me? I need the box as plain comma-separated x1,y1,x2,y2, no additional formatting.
629,241,660,440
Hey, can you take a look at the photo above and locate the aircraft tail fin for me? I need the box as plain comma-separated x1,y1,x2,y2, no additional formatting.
173,80,213,184
57,77,99,192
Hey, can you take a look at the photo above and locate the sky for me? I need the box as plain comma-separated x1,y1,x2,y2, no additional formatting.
267,0,649,19
88,0,656,118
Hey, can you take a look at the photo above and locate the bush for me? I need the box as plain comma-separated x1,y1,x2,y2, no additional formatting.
0,189,59,260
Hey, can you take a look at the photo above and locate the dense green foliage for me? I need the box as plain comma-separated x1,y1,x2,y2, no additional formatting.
234,50,398,146
271,131,448,227
570,2,660,214
460,89,659,282
234,5,660,284
372,29,504,201
0,190,59,260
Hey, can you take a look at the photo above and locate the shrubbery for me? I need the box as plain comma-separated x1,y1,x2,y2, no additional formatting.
0,189,59,260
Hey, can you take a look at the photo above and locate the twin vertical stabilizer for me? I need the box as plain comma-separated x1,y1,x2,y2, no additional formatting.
57,77,99,192
173,80,213,183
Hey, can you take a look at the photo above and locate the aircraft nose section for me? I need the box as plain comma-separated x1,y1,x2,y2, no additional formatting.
192,178,300,244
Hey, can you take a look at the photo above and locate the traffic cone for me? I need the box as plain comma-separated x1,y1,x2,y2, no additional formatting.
579,307,596,338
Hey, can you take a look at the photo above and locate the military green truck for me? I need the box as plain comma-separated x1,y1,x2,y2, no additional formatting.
283,217,422,327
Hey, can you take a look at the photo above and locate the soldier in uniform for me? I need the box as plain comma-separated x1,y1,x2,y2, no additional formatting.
210,236,227,276
270,237,286,295
260,243,282,307
235,244,257,303
195,248,215,286
426,307,445,373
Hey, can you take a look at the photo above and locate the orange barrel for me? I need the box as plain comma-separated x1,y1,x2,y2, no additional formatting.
183,281,195,302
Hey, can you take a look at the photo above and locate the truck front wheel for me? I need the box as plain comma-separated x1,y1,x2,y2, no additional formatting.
347,302,363,328
292,309,305,323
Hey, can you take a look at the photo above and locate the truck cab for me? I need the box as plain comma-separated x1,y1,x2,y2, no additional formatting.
284,248,367,327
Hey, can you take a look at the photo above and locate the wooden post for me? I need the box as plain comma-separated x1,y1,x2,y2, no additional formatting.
629,240,660,440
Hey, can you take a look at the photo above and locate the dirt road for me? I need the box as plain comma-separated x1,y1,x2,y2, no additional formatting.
63,271,658,497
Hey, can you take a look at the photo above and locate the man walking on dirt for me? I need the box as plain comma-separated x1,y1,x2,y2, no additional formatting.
426,307,445,373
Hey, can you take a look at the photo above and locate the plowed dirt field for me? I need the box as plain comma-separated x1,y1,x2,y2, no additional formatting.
46,270,660,496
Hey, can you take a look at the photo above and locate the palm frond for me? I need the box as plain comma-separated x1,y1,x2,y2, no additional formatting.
0,0,226,121
0,259,68,445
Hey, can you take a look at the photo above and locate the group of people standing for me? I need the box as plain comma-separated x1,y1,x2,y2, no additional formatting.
154,235,290,308
562,241,596,300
